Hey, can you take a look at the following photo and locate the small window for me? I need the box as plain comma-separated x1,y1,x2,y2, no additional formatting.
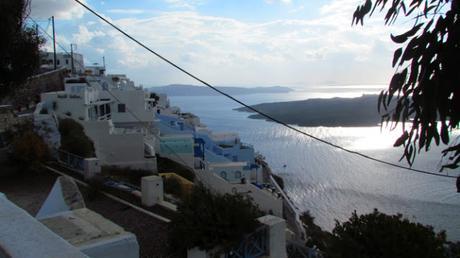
99,105,105,116
235,171,242,179
57,60,60,65
118,104,126,113
66,59,69,65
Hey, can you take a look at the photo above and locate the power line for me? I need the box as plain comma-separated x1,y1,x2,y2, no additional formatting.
48,3,460,179
29,17,69,55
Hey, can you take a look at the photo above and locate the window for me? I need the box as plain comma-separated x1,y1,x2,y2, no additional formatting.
235,171,242,179
105,104,111,114
66,59,69,65
118,104,126,113
220,171,227,179
57,60,60,65
99,105,105,116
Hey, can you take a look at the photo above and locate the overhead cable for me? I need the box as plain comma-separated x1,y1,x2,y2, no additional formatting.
44,3,460,179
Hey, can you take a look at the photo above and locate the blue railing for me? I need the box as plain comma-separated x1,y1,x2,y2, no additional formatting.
227,226,268,258
56,149,85,173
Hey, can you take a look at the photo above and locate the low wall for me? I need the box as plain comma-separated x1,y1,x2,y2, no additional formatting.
83,121,157,172
194,170,283,216
160,173,194,197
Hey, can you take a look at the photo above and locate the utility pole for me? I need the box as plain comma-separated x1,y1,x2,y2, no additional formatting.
51,16,57,70
35,24,39,40
70,44,75,74
102,56,105,68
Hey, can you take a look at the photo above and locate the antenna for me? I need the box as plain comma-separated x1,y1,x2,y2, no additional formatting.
51,16,57,70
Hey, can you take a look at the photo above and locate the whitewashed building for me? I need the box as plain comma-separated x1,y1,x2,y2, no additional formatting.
37,75,157,171
40,52,85,74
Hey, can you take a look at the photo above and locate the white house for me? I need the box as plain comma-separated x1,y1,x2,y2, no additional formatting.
40,52,85,74
37,76,157,171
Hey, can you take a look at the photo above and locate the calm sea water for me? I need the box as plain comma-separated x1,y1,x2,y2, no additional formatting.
167,85,460,240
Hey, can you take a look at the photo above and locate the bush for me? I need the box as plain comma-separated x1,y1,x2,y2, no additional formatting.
327,209,447,258
5,121,49,170
169,184,263,254
163,176,183,198
58,118,95,158
300,211,333,251
11,129,49,169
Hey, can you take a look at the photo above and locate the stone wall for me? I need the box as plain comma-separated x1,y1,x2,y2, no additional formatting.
2,68,67,109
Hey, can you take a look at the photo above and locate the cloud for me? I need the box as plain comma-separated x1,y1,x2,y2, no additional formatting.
107,9,146,15
67,0,398,86
163,0,205,10
265,0,292,5
73,25,105,45
30,0,86,20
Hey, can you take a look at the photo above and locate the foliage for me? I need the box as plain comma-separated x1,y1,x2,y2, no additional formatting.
353,0,460,170
58,118,95,158
445,241,460,258
149,92,160,101
300,211,333,251
327,209,447,258
169,184,263,253
163,176,183,198
8,122,49,169
0,0,44,99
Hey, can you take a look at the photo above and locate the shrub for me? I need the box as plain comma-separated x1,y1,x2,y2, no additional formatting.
9,124,49,169
58,118,95,158
163,176,183,198
300,211,333,251
169,184,263,253
327,209,447,258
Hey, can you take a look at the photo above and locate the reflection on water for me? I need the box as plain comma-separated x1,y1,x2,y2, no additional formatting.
166,88,460,240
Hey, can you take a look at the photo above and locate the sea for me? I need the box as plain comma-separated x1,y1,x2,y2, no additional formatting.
167,85,460,240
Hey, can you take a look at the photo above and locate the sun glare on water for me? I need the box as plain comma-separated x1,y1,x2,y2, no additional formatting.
339,126,402,151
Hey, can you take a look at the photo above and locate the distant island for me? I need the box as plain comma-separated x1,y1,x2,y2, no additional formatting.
235,95,383,127
148,84,293,96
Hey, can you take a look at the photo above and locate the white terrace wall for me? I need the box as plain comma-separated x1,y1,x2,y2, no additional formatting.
194,170,283,217
41,92,89,121
109,89,154,126
82,121,157,171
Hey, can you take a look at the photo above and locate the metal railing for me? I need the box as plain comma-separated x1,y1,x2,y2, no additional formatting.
227,226,268,258
55,148,85,174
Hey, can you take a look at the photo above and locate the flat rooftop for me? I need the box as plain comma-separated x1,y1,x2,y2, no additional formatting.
0,195,88,258
40,208,134,248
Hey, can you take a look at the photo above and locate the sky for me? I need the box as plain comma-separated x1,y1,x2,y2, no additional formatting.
29,0,406,88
